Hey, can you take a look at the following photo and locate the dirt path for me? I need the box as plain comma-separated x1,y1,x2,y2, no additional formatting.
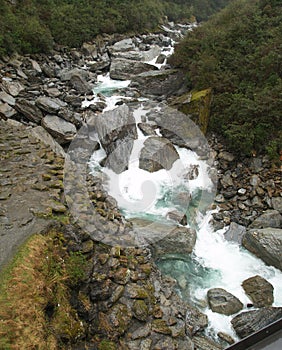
0,120,66,270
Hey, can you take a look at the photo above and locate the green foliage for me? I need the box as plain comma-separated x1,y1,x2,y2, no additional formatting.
171,0,282,159
0,0,230,56
65,251,87,286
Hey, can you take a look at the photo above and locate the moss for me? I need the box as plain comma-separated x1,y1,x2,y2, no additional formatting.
98,340,117,350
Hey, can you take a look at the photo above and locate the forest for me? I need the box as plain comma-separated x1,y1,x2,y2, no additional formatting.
0,0,230,56
170,0,282,159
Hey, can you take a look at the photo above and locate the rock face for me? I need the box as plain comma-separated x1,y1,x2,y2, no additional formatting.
41,115,76,145
248,210,282,229
110,58,158,80
207,288,243,315
139,136,179,172
95,104,137,173
242,228,282,271
242,275,274,307
231,307,282,338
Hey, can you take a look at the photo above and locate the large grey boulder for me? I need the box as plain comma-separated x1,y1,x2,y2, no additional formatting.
139,136,179,172
0,103,17,119
110,58,158,80
36,96,67,114
109,38,135,52
130,69,185,97
242,228,282,271
70,74,93,94
42,115,76,145
111,45,161,62
242,275,274,307
95,104,137,173
231,307,282,338
15,99,43,123
248,209,282,229
59,67,89,82
207,288,243,316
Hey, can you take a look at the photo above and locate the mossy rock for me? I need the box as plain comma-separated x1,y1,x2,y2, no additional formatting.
152,319,172,335
98,340,117,350
132,300,149,321
170,88,212,135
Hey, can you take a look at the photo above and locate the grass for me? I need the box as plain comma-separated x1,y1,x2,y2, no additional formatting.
0,229,86,349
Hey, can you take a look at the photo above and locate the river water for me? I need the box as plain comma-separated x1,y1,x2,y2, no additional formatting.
85,27,282,341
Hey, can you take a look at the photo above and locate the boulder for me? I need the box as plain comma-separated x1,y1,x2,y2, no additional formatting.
224,222,246,245
15,99,43,123
109,38,135,52
242,228,282,270
110,58,158,80
81,42,98,58
185,305,208,336
139,136,179,172
207,288,243,315
167,210,187,226
0,103,17,119
35,96,67,114
59,67,89,82
137,122,157,136
231,307,282,338
248,210,282,229
0,91,16,106
242,275,274,307
70,74,93,94
95,104,137,173
192,335,223,350
130,69,185,97
41,115,76,145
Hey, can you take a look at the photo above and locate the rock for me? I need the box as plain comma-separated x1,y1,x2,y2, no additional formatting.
130,69,185,97
242,228,282,271
70,74,93,94
218,151,235,162
15,99,43,123
151,319,172,335
154,226,196,256
137,122,157,136
110,58,158,80
132,300,149,321
184,164,199,180
0,91,16,105
1,79,24,96
185,305,208,336
42,115,76,145
167,210,187,226
59,67,89,82
207,288,243,315
0,103,17,119
192,335,223,350
231,307,282,338
139,136,179,172
224,222,246,244
36,96,67,114
249,210,282,229
95,104,137,173
29,59,42,73
242,275,274,307
110,38,135,52
81,42,98,58
217,332,235,345
170,89,212,135
272,197,282,213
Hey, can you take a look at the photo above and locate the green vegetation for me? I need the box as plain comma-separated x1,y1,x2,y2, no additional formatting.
0,0,230,56
170,0,282,159
0,230,87,349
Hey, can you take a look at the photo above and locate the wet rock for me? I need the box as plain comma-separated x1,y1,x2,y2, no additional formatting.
242,275,274,307
36,96,67,114
42,115,76,145
95,104,137,173
15,99,43,123
110,58,158,80
166,210,187,226
217,332,235,345
231,307,282,338
242,228,282,270
137,122,157,136
249,209,282,229
207,288,243,315
224,222,246,244
139,136,179,172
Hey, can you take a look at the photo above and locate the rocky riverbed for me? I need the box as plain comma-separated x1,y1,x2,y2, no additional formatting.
0,21,281,349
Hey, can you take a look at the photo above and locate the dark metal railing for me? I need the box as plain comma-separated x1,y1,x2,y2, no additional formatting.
225,317,282,350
